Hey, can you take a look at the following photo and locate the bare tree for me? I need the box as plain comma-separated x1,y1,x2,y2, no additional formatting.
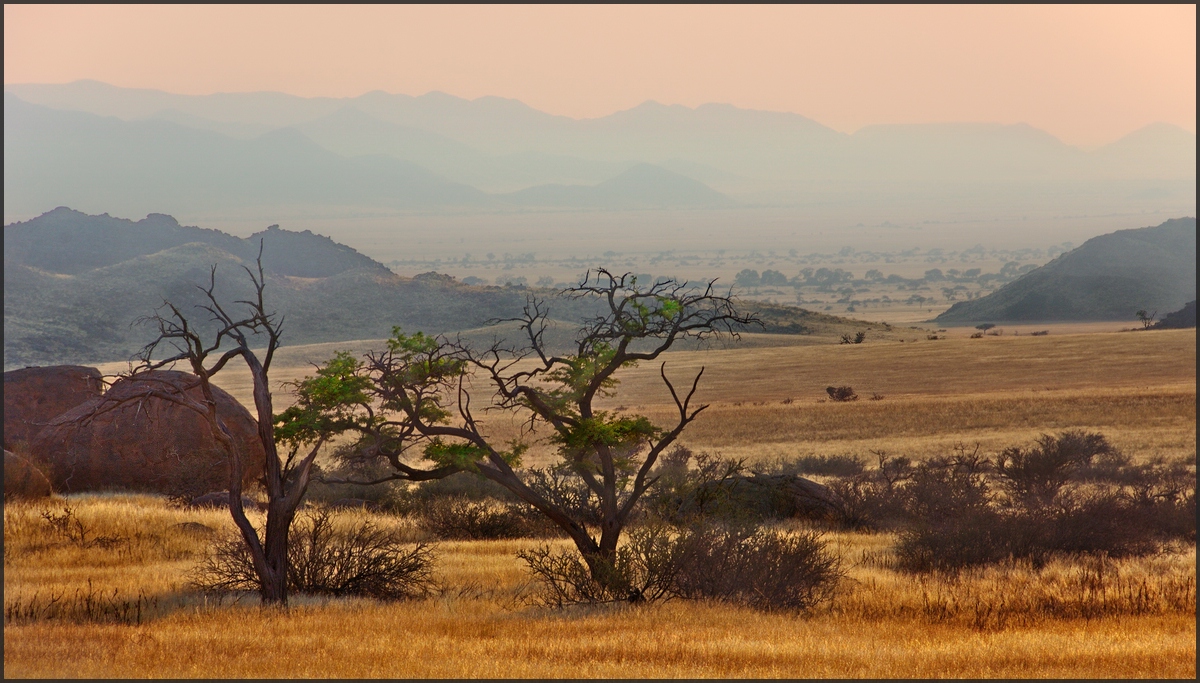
305,269,759,586
97,247,455,605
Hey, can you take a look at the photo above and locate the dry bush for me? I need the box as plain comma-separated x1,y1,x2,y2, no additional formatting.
418,496,553,540
995,430,1114,505
519,522,841,611
893,434,1195,572
192,508,437,600
826,386,858,402
759,453,867,478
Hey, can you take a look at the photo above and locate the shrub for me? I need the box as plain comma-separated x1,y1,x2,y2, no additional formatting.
786,454,866,477
892,433,1196,572
642,447,747,524
519,522,841,611
839,331,867,344
418,496,553,540
825,386,858,402
193,508,437,600
995,431,1114,506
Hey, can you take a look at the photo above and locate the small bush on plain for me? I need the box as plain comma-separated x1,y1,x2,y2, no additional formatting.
192,508,437,600
419,496,554,540
519,522,841,611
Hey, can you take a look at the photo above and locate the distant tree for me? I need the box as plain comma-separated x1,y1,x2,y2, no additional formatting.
1136,309,1157,329
864,269,884,282
924,269,945,282
760,269,789,286
536,275,556,288
975,323,996,332
735,269,761,288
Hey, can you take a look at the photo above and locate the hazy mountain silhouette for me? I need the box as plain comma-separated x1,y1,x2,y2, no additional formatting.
3,94,491,217
293,106,628,191
500,163,735,208
6,81,1193,197
934,218,1197,323
5,81,1195,242
5,94,738,216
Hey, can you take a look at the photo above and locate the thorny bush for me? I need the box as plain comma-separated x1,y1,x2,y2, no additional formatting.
519,521,841,611
815,432,1196,571
192,508,437,600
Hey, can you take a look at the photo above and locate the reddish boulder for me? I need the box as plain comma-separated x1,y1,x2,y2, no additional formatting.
29,370,265,496
4,450,54,500
3,365,104,450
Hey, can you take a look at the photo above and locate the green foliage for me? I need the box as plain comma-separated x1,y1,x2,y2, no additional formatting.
552,413,659,454
423,438,526,472
274,351,372,446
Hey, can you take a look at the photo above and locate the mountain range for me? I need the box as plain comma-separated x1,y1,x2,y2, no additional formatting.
4,81,1194,223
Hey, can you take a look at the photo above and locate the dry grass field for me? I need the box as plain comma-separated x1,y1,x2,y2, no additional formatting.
10,327,1196,677
3,497,1194,678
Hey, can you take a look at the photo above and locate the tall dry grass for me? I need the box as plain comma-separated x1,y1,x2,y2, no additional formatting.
13,329,1195,677
3,495,1195,678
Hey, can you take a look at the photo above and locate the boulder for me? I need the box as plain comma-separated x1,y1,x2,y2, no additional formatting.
4,450,54,500
695,473,846,521
29,370,265,496
3,365,104,450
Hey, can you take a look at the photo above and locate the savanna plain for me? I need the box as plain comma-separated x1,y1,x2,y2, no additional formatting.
4,327,1196,678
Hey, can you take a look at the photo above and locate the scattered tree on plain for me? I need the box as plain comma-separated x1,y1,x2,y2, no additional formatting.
296,269,759,588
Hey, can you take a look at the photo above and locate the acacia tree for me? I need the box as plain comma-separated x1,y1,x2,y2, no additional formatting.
304,269,758,584
110,249,451,605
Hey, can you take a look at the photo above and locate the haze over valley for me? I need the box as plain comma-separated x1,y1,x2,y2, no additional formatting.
5,80,1194,264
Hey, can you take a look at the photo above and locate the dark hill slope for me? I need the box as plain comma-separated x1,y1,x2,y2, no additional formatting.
935,217,1196,323
1152,300,1197,329
3,207,389,277
4,209,845,369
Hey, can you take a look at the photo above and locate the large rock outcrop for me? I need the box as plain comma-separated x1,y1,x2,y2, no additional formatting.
4,450,54,500
29,370,265,495
3,365,104,450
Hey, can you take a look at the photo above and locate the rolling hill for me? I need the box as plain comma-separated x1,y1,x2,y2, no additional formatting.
3,209,843,370
934,217,1196,323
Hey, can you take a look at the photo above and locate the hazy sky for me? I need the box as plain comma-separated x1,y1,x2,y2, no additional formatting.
4,5,1195,146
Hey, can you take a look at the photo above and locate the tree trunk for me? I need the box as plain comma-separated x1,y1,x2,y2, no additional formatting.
260,505,293,605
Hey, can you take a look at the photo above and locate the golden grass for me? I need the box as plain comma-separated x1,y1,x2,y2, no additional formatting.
3,496,1195,678
13,329,1196,677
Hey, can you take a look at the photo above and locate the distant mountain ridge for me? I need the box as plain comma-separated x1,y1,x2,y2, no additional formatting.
4,81,1194,222
934,217,1197,323
3,94,731,218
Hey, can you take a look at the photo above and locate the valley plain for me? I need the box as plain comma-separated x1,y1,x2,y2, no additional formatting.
8,325,1195,678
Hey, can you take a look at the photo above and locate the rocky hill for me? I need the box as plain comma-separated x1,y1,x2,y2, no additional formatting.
934,217,1196,323
4,209,841,369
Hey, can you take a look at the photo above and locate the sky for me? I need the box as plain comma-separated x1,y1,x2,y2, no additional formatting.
3,4,1195,147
